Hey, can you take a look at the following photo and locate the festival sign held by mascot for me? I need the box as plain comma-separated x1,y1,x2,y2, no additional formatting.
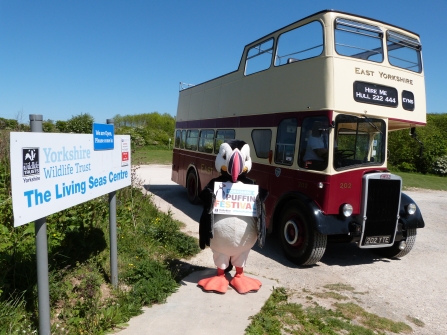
197,140,268,294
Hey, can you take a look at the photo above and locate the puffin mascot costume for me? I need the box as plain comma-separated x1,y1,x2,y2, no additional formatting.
197,140,268,294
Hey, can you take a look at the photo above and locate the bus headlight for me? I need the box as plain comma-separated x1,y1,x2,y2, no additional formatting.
341,204,353,217
406,203,417,215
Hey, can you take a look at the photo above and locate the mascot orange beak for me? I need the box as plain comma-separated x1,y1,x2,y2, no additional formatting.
228,149,243,183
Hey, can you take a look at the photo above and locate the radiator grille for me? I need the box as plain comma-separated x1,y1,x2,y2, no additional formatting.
361,178,400,245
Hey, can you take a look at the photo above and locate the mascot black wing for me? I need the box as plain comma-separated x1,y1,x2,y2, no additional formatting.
197,140,268,294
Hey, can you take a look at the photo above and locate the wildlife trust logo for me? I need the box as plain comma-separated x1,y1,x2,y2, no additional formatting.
22,147,40,177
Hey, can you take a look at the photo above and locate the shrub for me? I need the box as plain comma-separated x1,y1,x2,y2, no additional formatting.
0,293,35,335
116,127,146,147
432,156,447,176
65,113,94,134
125,258,178,305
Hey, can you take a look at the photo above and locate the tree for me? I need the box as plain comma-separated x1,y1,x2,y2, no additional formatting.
55,120,68,133
65,113,94,134
43,119,57,133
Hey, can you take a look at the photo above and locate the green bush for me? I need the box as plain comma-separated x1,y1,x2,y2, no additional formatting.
116,126,146,147
65,113,94,134
388,113,447,174
0,293,35,335
125,258,178,305
55,120,68,133
432,156,447,176
43,119,58,133
114,112,175,147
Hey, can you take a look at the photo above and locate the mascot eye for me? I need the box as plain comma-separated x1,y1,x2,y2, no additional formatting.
223,154,226,160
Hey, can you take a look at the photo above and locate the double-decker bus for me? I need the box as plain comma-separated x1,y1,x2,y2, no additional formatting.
171,9,425,265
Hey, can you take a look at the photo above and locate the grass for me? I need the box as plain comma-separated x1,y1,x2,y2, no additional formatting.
406,315,425,327
391,170,447,191
246,285,416,335
132,146,173,165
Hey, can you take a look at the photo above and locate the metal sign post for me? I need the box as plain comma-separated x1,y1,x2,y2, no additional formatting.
106,118,118,287
30,114,51,335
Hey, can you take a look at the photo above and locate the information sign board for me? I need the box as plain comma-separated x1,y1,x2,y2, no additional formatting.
10,132,131,227
213,182,258,217
353,81,398,108
93,123,115,150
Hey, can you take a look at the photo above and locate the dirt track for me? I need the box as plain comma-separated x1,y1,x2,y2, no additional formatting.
138,165,447,335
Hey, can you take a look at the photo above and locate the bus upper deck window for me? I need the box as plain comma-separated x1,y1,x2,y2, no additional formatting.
335,18,383,63
275,21,323,66
245,39,274,76
387,31,422,73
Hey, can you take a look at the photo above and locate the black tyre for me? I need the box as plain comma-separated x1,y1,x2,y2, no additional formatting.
373,228,417,258
279,200,327,266
186,170,200,204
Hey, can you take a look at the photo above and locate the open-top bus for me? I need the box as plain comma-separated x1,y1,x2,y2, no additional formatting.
171,10,425,265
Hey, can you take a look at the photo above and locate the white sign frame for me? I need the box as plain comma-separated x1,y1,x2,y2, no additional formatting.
213,182,258,217
10,132,131,227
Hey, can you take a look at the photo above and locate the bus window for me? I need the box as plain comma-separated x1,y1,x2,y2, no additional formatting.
275,21,323,66
251,129,272,158
245,39,274,76
214,129,235,153
335,18,383,63
181,130,186,149
299,117,329,171
198,129,214,153
185,130,199,151
275,118,297,165
387,31,422,73
174,130,181,148
334,114,385,170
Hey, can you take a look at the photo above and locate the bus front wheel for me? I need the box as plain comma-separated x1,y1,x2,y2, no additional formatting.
279,200,327,266
186,170,200,204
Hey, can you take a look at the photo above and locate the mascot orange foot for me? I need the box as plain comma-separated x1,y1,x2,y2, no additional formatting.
230,267,262,294
197,268,229,294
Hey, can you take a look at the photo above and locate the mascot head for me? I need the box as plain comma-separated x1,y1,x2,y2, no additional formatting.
215,140,252,182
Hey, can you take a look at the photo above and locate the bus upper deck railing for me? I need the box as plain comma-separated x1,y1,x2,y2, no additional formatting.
179,82,195,91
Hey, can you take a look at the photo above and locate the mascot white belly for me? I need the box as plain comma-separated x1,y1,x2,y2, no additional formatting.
210,214,257,269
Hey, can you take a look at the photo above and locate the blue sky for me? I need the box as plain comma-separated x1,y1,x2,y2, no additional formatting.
1,0,446,123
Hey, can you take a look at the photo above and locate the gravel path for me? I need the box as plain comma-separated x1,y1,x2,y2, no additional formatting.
138,165,447,335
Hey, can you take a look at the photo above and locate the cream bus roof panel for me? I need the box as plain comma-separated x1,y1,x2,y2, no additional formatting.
177,10,425,129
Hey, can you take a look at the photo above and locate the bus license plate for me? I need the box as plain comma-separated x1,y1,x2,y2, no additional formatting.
365,235,391,245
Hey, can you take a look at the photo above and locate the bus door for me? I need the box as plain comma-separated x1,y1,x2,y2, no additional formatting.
171,130,182,183
248,128,274,222
269,117,299,215
196,129,216,186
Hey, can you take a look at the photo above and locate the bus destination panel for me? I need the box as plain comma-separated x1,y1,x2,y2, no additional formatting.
353,81,398,108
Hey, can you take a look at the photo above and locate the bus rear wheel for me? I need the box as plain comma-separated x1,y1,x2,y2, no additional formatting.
372,228,417,258
186,170,200,204
279,200,327,266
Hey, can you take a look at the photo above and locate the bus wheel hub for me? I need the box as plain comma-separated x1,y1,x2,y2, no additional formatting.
284,220,299,245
